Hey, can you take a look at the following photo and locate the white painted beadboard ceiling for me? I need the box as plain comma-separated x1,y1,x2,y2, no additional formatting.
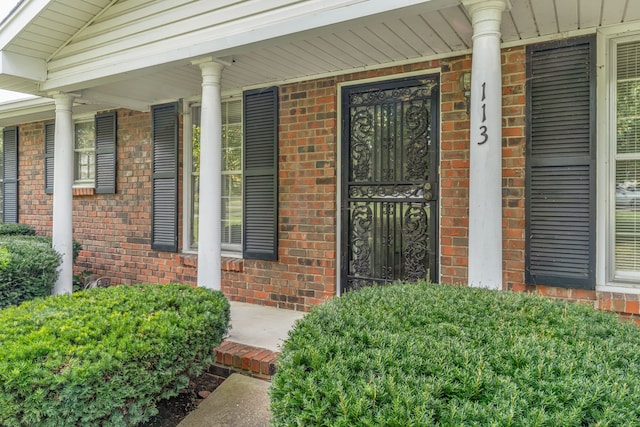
1,0,639,109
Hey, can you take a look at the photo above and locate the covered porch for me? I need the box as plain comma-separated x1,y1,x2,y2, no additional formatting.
0,0,638,306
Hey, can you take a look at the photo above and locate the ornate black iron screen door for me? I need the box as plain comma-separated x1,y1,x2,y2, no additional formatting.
340,75,439,293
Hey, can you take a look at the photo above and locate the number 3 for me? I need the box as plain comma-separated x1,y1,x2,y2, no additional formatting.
477,125,488,145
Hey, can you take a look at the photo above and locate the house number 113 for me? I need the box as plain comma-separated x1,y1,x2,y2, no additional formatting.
477,82,488,145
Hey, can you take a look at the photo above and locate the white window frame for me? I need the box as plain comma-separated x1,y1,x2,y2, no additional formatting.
182,95,244,256
73,116,95,188
597,24,640,292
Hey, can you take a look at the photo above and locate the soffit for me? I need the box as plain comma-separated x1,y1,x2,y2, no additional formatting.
84,0,640,107
1,0,639,112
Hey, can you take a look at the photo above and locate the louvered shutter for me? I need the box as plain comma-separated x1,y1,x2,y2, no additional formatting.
243,87,278,260
3,127,18,223
525,36,596,289
151,103,178,252
44,122,55,194
95,112,117,194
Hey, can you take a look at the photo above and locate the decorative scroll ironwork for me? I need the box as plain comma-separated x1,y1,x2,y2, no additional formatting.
350,203,372,277
351,110,373,181
405,104,430,181
349,184,424,199
403,205,429,281
349,79,437,106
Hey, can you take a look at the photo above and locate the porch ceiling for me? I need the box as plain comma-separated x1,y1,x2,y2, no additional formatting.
1,0,639,115
88,0,640,107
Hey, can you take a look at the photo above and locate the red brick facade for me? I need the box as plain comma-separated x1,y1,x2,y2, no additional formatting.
11,48,640,317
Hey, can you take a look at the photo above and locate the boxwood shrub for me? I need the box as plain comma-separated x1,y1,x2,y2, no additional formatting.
271,283,640,426
0,237,60,309
0,284,229,427
0,223,36,236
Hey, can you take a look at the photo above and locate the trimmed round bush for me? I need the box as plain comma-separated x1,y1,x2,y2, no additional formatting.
271,283,640,426
0,284,229,427
0,237,60,309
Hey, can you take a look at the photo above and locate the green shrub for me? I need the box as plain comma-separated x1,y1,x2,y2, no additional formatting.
0,223,36,236
0,237,60,309
0,284,229,427
271,283,640,426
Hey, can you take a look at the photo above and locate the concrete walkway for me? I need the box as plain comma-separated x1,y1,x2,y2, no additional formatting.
177,302,305,427
225,301,305,352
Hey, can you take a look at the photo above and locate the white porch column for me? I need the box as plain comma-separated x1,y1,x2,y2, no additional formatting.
194,59,224,289
463,0,510,290
51,93,76,295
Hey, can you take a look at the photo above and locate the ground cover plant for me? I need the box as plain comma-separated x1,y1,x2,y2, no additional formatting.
0,284,229,427
271,282,640,426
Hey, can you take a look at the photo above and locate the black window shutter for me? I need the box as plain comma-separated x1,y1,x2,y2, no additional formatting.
3,126,18,223
44,122,55,195
243,87,278,260
151,102,178,252
95,112,117,194
526,36,596,289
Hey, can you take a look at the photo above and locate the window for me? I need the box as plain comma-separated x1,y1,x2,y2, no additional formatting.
612,40,640,281
74,121,95,185
176,87,277,259
44,112,116,194
188,99,243,253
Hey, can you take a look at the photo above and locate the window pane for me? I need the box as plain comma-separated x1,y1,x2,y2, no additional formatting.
223,100,242,124
615,41,640,276
615,160,640,272
221,174,242,246
616,80,640,154
74,122,95,182
75,152,95,181
223,145,242,172
191,174,200,247
75,122,94,150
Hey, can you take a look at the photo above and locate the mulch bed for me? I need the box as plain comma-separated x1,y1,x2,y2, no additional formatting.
140,371,225,427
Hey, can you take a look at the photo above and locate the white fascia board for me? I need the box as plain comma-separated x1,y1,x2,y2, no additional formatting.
0,96,54,126
42,0,459,92
0,0,53,50
0,96,116,126
0,51,46,81
80,88,150,112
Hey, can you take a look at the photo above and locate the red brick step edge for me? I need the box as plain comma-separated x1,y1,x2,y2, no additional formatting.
211,340,278,380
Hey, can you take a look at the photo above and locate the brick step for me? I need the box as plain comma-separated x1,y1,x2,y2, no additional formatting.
210,340,278,380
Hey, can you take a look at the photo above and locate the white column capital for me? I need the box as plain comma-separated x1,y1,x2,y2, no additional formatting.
49,92,78,110
463,0,511,38
192,57,225,82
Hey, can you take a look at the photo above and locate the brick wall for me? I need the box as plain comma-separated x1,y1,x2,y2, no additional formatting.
12,51,640,317
219,78,338,310
439,56,471,285
19,109,200,286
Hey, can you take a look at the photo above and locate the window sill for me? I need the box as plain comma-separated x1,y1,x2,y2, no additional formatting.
73,187,95,196
597,283,640,295
180,254,244,272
